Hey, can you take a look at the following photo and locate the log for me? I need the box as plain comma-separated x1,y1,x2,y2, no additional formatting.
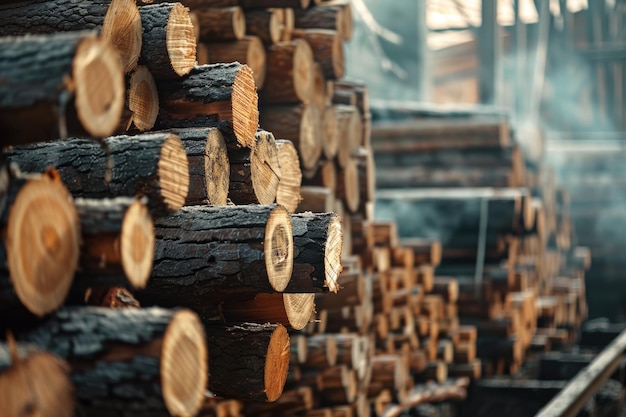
141,205,293,306
84,287,141,308
239,0,310,9
196,6,246,41
117,65,159,133
298,186,335,213
6,132,190,215
244,387,313,417
356,147,375,213
336,157,360,213
399,239,441,267
206,323,290,402
139,2,197,78
315,271,364,310
291,29,344,80
245,9,282,44
219,293,315,330
281,8,296,41
333,79,369,115
335,105,362,168
0,341,74,417
287,212,343,293
157,62,259,149
259,104,322,171
74,197,154,290
375,166,517,189
0,0,142,73
294,5,350,40
205,36,267,88
303,159,336,193
261,39,314,104
228,130,281,205
302,334,337,369
19,307,208,417
322,105,340,159
0,32,124,146
167,127,230,206
311,62,328,110
276,139,303,213
0,169,79,318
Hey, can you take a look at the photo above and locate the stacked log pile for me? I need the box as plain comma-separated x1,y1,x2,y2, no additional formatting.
372,110,590,380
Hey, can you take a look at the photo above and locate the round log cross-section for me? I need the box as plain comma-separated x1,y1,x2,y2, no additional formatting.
275,139,302,213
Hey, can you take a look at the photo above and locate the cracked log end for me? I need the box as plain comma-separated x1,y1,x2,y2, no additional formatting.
73,37,125,139
6,172,79,316
158,133,190,212
102,0,142,73
161,309,208,417
265,205,294,292
204,128,230,206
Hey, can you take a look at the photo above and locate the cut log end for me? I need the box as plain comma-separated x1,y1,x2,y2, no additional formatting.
268,11,283,43
161,309,208,417
233,65,260,148
121,199,155,288
7,173,80,316
322,106,339,159
157,134,190,212
312,63,327,110
252,131,281,205
167,3,197,77
284,293,315,330
265,206,294,292
128,66,159,131
299,104,323,171
341,158,360,213
264,324,291,402
73,37,125,139
247,36,267,89
293,39,314,102
205,128,230,206
0,350,74,417
324,215,344,293
101,0,142,73
275,140,302,213
231,7,247,39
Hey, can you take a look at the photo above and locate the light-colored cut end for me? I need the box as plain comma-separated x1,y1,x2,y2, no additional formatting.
312,63,327,110
299,104,323,171
324,215,343,293
342,157,360,213
158,134,190,212
522,195,535,231
247,36,267,89
326,335,338,367
293,334,308,364
275,140,302,213
265,205,294,292
127,66,159,131
121,198,154,289
282,8,295,41
161,309,208,417
232,64,260,148
205,128,230,206
268,10,283,44
102,0,142,73
166,3,197,76
264,325,290,402
73,37,125,138
322,106,339,159
300,0,311,7
251,130,281,205
232,6,246,39
293,39,314,103
6,172,80,316
283,293,315,330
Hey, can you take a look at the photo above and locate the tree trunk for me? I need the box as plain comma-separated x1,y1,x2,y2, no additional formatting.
287,212,342,294
0,0,142,73
0,342,74,417
167,127,230,206
141,205,293,307
139,2,196,79
74,197,154,290
117,65,159,133
204,36,267,88
228,130,281,205
19,307,208,417
0,32,124,146
261,39,314,104
196,6,245,41
219,293,315,330
292,29,343,80
0,170,79,319
205,323,290,402
158,62,259,149
245,9,282,44
259,104,322,171
6,132,190,215
275,139,302,213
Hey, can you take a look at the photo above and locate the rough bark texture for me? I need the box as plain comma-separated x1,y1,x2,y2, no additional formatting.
245,9,281,44
158,62,259,148
0,32,124,146
117,65,159,133
139,2,196,79
205,323,290,402
140,205,293,307
297,186,334,213
18,307,207,417
5,133,189,215
286,212,343,293
0,0,142,73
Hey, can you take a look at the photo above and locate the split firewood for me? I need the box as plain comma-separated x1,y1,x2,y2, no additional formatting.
6,132,190,215
0,0,142,73
0,32,124,146
139,2,196,78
